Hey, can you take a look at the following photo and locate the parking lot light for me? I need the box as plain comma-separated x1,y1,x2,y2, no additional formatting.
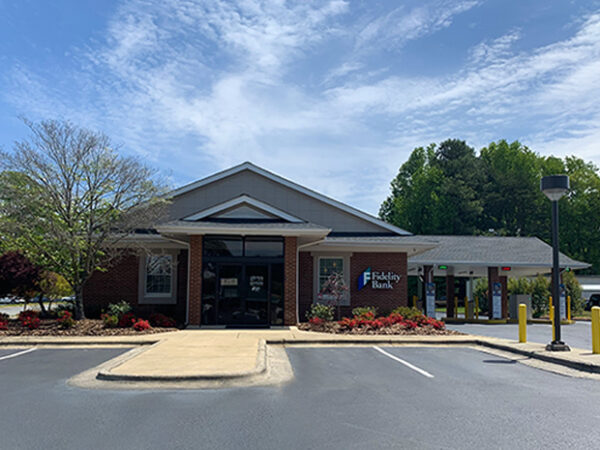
541,175,570,351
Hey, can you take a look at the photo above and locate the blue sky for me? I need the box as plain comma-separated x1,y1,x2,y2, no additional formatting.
1,0,599,214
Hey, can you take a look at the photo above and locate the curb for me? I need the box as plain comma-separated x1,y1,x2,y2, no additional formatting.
475,340,600,374
0,339,159,346
96,339,268,382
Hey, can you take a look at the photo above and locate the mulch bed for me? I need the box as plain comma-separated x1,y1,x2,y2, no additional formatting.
298,322,463,335
0,319,178,336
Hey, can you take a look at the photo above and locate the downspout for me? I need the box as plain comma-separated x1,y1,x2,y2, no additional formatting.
161,235,191,326
296,238,327,325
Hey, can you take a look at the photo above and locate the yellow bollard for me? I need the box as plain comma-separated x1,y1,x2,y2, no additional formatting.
550,305,555,341
519,303,527,343
592,307,600,354
567,296,571,322
549,296,552,315
413,295,417,309
454,296,458,318
475,296,479,320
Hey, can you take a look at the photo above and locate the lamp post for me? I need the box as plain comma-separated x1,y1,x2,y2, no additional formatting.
541,175,570,351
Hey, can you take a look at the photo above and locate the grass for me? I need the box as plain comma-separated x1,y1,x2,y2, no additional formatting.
435,306,466,314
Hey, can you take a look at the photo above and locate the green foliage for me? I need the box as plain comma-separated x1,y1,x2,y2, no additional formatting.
381,139,600,272
390,306,422,321
0,119,170,319
39,272,73,300
508,277,532,295
352,306,377,318
473,278,488,313
101,313,119,328
530,275,550,317
107,301,132,318
562,270,584,314
306,303,334,322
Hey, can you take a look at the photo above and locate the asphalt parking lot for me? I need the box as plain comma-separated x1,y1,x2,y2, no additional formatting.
446,320,593,349
0,346,598,450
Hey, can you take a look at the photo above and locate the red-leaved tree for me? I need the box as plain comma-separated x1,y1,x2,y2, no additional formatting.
0,251,42,302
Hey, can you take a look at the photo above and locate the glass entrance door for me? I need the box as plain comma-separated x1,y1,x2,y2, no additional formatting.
216,264,243,325
243,264,269,326
201,260,284,326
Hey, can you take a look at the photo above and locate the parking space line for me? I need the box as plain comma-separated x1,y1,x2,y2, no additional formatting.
372,346,434,378
0,347,36,361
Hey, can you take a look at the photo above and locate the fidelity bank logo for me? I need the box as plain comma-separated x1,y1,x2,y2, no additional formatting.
358,267,401,290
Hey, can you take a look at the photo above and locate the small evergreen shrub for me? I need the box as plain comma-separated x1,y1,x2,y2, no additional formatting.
352,306,377,319
390,306,423,321
306,303,334,322
101,313,119,328
107,301,133,318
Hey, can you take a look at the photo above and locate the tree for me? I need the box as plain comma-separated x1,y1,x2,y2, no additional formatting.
0,251,42,302
37,271,74,316
0,119,169,319
380,139,482,234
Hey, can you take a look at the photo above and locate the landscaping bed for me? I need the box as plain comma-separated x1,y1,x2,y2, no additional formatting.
0,302,179,336
298,305,462,336
0,318,177,336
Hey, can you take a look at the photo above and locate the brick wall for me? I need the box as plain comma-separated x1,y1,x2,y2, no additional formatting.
298,251,408,321
298,252,313,321
83,253,139,318
284,236,298,325
82,250,187,322
188,235,203,326
349,252,408,316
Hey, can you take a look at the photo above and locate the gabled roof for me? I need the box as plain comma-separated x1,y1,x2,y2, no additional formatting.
407,235,590,269
169,162,411,236
182,194,304,223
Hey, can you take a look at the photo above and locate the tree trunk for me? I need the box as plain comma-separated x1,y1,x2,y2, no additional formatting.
37,293,48,318
73,288,85,320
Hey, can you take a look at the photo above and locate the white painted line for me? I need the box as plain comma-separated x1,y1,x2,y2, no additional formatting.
0,347,36,362
372,346,434,378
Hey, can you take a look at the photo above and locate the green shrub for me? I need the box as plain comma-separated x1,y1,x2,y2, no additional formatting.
530,275,550,317
306,303,334,322
352,306,377,319
473,278,488,314
107,300,132,318
101,313,119,328
390,306,422,321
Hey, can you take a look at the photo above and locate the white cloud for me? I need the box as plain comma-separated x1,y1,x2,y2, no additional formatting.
3,1,600,215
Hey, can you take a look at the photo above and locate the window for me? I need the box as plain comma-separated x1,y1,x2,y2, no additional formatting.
203,237,243,257
145,255,173,296
244,237,284,257
318,257,344,292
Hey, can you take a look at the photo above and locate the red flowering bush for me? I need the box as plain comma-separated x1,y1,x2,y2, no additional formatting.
133,319,151,331
57,310,75,329
315,308,448,335
149,313,176,328
0,313,8,330
118,312,137,328
309,317,325,325
18,310,40,329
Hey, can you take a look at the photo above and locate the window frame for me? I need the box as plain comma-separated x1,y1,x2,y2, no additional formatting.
144,254,174,298
138,250,178,305
312,253,351,306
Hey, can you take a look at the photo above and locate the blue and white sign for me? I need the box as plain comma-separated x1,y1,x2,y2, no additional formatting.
358,267,372,290
358,267,401,290
425,282,436,318
492,282,502,319
559,283,567,320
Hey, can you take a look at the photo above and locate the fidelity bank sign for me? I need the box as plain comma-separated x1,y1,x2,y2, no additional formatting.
358,267,401,290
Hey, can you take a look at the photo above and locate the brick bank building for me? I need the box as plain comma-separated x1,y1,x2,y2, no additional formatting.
83,162,588,326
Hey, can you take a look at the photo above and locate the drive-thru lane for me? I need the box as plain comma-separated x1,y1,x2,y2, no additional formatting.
0,346,598,449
